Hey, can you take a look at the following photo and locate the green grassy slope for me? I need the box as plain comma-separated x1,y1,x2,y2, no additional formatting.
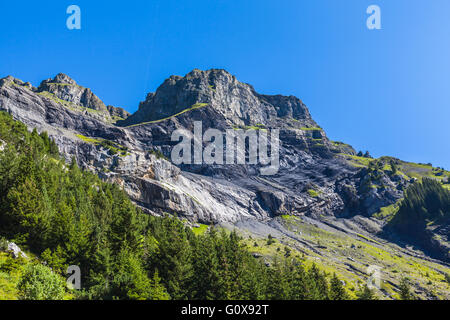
235,216,450,300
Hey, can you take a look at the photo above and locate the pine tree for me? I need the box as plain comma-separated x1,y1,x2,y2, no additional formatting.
305,264,329,300
190,229,224,299
399,277,414,300
356,284,377,300
329,273,348,300
147,216,193,299
266,234,275,245
239,258,266,299
289,262,307,300
265,259,289,300
148,270,170,300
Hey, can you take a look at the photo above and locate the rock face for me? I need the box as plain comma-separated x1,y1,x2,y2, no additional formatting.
119,69,315,129
32,73,130,123
6,242,28,259
38,73,108,112
107,105,130,120
0,69,407,227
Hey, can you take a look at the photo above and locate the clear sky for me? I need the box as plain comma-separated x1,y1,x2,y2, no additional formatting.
1,0,449,169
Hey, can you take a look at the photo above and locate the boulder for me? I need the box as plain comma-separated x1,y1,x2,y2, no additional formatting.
7,242,28,259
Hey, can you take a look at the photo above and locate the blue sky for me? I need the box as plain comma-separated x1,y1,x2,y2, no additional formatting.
1,0,449,169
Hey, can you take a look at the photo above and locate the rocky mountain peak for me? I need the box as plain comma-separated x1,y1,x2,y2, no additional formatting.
51,73,78,85
0,75,29,88
119,68,315,129
35,73,129,122
185,68,237,83
37,73,107,112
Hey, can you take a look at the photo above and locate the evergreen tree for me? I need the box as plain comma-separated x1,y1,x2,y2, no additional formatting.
389,178,450,235
305,264,329,300
329,273,348,300
399,277,414,300
356,284,377,300
147,216,193,299
288,262,308,300
265,259,289,299
363,151,372,158
17,263,66,300
149,270,170,300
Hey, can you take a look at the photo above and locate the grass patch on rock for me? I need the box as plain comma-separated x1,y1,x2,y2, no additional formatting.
76,134,129,156
192,224,209,236
125,103,209,128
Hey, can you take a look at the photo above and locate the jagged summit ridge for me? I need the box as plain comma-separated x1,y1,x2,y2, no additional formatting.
50,72,78,85
118,68,314,128
0,73,130,122
38,73,108,113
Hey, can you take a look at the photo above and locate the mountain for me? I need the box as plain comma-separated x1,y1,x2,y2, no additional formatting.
118,68,316,128
1,73,130,124
2,110,333,300
0,69,449,299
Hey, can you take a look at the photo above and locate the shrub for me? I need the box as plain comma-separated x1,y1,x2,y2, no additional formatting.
266,234,275,245
17,264,66,300
445,273,450,284
398,277,414,300
356,284,377,300
0,237,8,251
307,189,319,197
